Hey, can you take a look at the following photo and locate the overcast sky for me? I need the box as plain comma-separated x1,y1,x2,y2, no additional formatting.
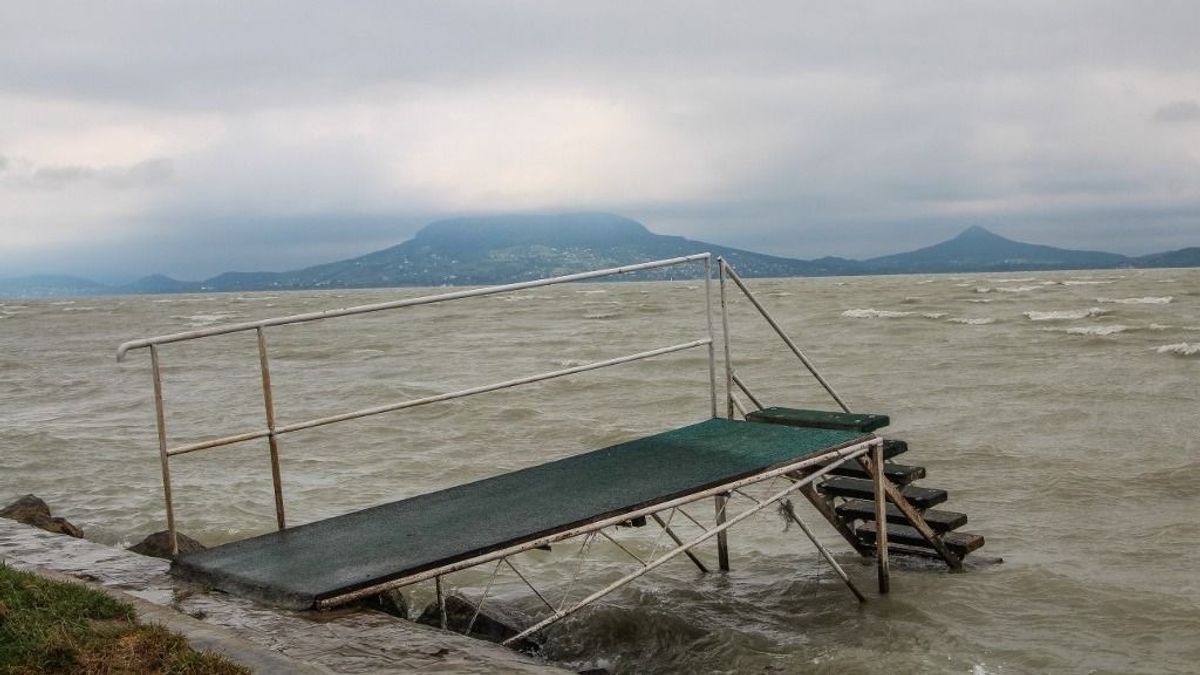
2,2,1199,281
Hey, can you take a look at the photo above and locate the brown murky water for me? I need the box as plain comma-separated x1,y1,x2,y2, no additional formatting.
2,268,1198,674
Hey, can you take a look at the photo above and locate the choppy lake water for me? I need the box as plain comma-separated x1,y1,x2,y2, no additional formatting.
2,268,1198,674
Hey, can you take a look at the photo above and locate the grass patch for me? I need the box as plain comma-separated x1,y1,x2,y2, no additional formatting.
0,563,247,674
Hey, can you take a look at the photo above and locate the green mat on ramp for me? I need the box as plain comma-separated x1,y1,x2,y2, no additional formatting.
171,417,869,609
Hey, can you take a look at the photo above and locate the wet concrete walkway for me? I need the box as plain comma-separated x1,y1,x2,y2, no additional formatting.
0,520,568,674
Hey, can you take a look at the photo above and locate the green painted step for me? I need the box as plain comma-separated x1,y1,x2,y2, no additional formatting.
745,407,890,433
855,521,985,557
835,499,966,533
822,461,925,485
818,477,948,509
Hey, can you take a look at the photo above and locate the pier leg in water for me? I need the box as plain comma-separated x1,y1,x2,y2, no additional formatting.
715,493,730,571
871,440,889,594
436,576,447,629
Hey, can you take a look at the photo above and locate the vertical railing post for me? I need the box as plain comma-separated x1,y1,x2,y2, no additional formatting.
714,492,730,571
148,344,178,557
256,327,286,530
718,259,735,419
704,255,718,418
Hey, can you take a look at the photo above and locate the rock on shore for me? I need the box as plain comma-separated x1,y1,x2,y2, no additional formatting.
0,494,83,538
127,530,207,560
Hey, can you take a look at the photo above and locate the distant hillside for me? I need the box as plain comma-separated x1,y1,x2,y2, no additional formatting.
865,225,1132,273
3,215,1199,297
0,274,113,298
1136,247,1200,268
198,213,861,291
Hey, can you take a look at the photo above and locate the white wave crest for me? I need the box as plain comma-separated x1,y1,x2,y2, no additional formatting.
947,317,995,325
1023,308,1108,321
173,313,236,326
922,312,948,319
1096,296,1173,304
1155,343,1200,357
1063,280,1115,286
841,309,915,319
994,277,1037,283
1064,324,1129,336
997,285,1041,293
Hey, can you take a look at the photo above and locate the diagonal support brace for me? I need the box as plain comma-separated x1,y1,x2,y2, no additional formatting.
501,444,870,646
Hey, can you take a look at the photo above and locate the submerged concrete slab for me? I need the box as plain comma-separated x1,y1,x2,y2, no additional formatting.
173,418,867,609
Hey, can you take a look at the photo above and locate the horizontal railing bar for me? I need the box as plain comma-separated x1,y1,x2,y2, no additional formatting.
163,339,711,456
718,259,851,413
117,254,712,361
275,339,711,435
316,438,876,608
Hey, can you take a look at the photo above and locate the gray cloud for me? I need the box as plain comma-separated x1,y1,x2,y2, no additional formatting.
1154,100,1200,123
3,157,173,190
1,1,1199,278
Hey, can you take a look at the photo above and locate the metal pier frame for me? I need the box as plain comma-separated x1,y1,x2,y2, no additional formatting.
117,252,897,643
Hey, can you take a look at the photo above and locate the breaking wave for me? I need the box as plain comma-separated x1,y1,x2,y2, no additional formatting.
1063,324,1130,336
841,309,914,319
1155,343,1200,357
1096,296,1173,305
977,285,1041,294
947,317,996,325
173,313,237,326
1023,308,1108,321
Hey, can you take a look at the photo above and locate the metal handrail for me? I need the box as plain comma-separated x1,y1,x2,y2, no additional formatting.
119,253,716,555
117,254,711,361
166,339,711,457
717,257,851,413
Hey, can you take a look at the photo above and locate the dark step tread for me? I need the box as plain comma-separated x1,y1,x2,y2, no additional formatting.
745,407,890,433
882,439,909,460
818,477,947,509
856,521,985,557
823,461,925,485
836,499,966,533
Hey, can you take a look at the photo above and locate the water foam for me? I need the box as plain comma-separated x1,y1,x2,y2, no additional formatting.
841,309,914,319
977,285,1041,294
1063,325,1129,336
948,317,996,325
1155,343,1200,357
173,313,237,326
1023,308,1108,321
1096,296,1173,304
